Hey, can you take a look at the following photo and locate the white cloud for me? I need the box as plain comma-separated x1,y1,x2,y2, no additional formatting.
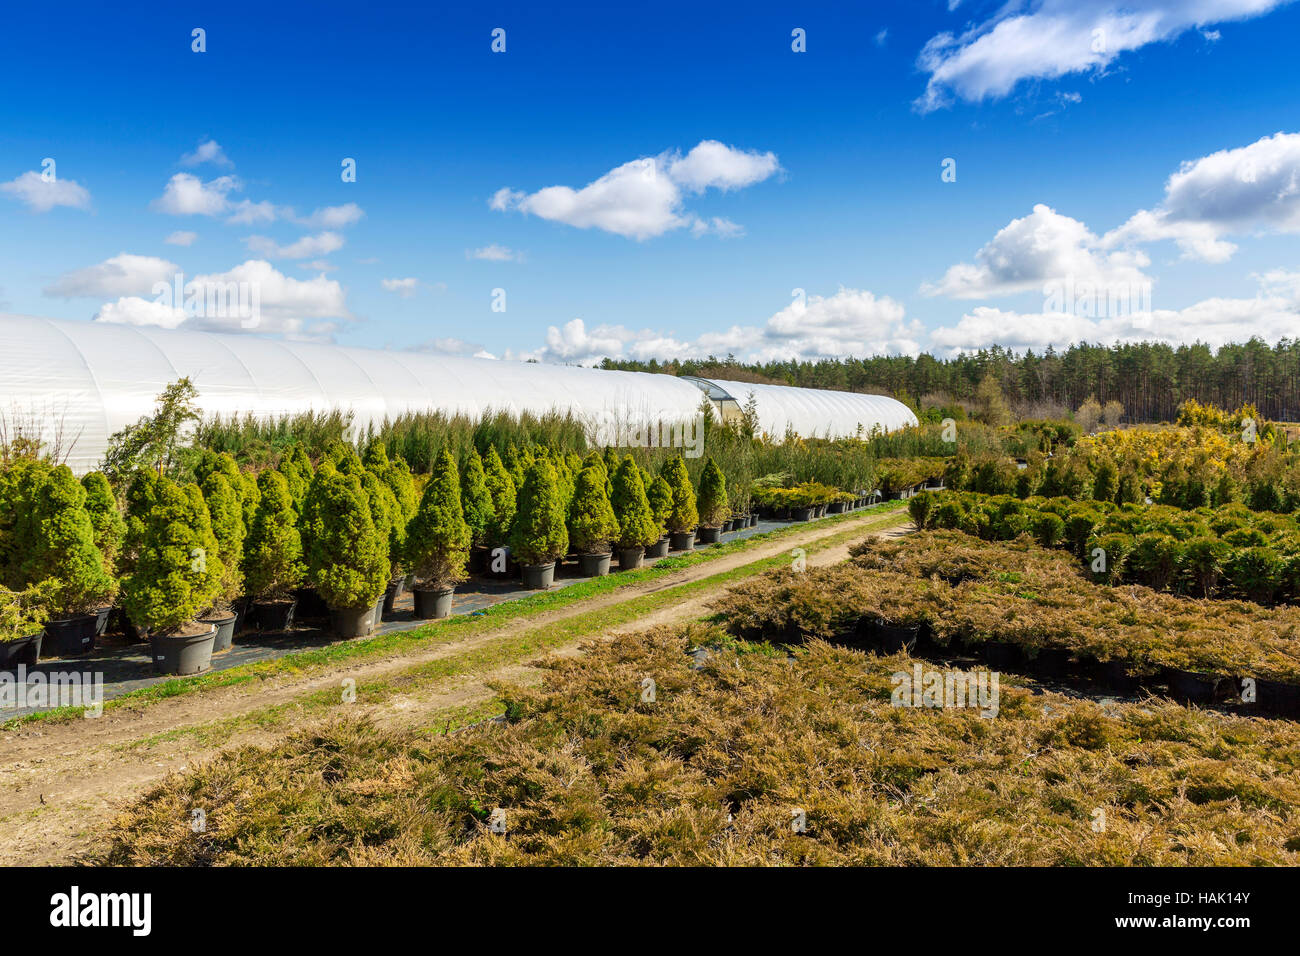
44,253,179,298
409,337,497,360
491,140,779,240
0,170,92,212
381,277,419,298
244,231,344,259
299,260,337,273
916,0,1291,112
226,199,280,225
152,172,240,216
92,259,350,339
1104,131,1300,262
293,203,364,228
180,138,232,168
468,244,523,261
924,203,1151,298
165,230,198,246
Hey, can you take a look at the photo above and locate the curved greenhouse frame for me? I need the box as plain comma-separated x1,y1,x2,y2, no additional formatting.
0,314,917,473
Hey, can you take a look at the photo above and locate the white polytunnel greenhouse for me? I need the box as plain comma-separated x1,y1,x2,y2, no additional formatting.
0,314,918,474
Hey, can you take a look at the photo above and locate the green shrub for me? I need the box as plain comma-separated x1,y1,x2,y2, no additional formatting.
406,450,471,588
242,470,303,601
1225,547,1281,604
482,446,517,548
611,456,660,549
1087,532,1131,585
908,491,937,529
647,475,673,537
1126,533,1181,591
1181,536,1229,598
121,477,223,632
19,465,117,615
568,464,620,554
1030,512,1065,548
359,469,399,575
0,583,50,640
697,458,728,528
119,468,161,578
662,457,698,533
199,472,245,612
510,459,569,566
81,471,125,573
305,472,390,610
460,448,494,548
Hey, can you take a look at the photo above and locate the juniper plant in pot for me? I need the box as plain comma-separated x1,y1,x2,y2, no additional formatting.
242,469,304,632
197,472,245,651
0,583,51,669
568,463,619,576
645,474,674,558
510,459,568,589
662,457,699,552
121,477,224,675
611,456,659,569
406,449,471,618
695,457,728,544
19,466,117,656
304,471,390,639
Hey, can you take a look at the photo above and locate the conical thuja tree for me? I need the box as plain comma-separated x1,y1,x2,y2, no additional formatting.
298,457,339,564
307,471,389,610
199,472,245,614
611,456,658,549
81,471,125,574
20,465,117,616
647,475,673,538
385,457,419,526
697,457,728,528
242,469,303,601
120,468,161,577
360,469,402,580
482,445,517,549
0,458,53,589
510,459,568,566
406,449,471,588
121,477,222,633
568,464,620,554
661,457,698,533
461,448,494,548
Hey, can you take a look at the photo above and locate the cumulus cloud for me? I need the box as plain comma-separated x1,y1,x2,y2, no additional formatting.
180,138,232,168
1104,131,1300,262
468,244,523,261
44,253,179,298
490,140,780,240
916,0,1291,112
152,172,240,216
0,170,92,212
244,231,345,259
292,203,364,229
924,203,1151,299
408,337,497,360
92,259,350,339
165,230,198,246
381,277,420,298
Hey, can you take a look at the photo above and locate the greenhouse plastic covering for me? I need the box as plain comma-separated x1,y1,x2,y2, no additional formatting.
0,314,917,473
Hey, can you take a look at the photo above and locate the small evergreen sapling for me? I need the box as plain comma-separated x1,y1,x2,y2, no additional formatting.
568,464,619,554
460,448,494,548
697,457,728,528
647,475,673,538
611,456,659,549
199,472,246,614
510,459,568,567
242,470,303,601
81,471,125,573
661,457,699,533
482,445,517,548
307,471,390,610
19,465,117,616
406,450,471,589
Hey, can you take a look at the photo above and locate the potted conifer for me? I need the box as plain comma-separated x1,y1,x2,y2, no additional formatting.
305,471,390,638
611,456,659,569
406,449,471,618
511,459,568,589
19,466,117,657
81,470,124,637
569,463,619,575
461,448,494,574
122,478,224,675
0,584,50,668
196,473,245,652
662,458,699,552
242,470,303,631
695,458,728,544
482,446,518,579
645,474,673,558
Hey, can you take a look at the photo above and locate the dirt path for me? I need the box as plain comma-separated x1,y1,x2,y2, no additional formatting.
0,512,906,866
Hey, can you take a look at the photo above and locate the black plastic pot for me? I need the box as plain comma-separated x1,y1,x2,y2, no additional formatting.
827,501,846,515
93,606,112,637
697,526,721,544
292,586,329,622
370,595,385,631
521,562,556,590
669,531,695,551
1103,659,1143,694
792,506,814,522
578,552,612,576
149,625,217,675
232,597,251,636
253,599,297,632
469,546,489,575
1027,647,1071,679
382,578,404,618
618,547,644,570
198,612,237,653
330,605,376,639
876,620,923,654
982,641,1024,670
749,514,758,527
646,537,671,558
1164,668,1227,704
413,585,455,619
0,632,42,669
1255,677,1300,718
44,614,97,657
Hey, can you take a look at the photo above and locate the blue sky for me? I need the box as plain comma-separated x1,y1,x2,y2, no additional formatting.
3,0,1300,363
